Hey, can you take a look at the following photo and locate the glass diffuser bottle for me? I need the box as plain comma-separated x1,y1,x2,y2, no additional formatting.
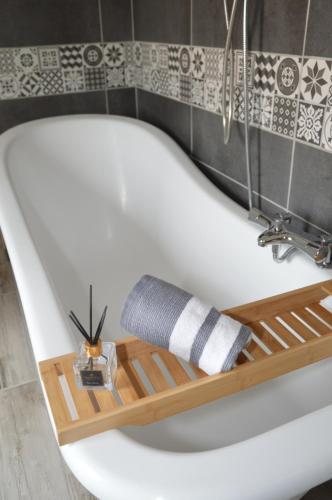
69,286,117,391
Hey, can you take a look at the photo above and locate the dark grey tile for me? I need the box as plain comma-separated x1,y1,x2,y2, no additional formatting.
0,92,106,134
133,0,191,44
301,479,332,500
192,0,227,47
107,88,136,117
289,142,332,233
0,0,100,47
305,0,332,58
192,108,292,206
232,0,308,53
137,89,191,152
101,0,132,41
196,160,249,208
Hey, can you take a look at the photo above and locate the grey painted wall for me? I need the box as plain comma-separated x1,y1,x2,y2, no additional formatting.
133,0,332,235
0,0,136,134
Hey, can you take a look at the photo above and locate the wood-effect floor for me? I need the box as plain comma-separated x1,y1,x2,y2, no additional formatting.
0,231,95,500
0,230,331,500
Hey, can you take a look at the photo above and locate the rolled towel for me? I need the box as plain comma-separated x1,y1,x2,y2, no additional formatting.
121,275,252,375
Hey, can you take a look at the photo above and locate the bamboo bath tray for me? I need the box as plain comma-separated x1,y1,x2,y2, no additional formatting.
40,279,332,445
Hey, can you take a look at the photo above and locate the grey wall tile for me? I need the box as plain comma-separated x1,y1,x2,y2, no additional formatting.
232,0,308,53
107,88,136,117
305,0,332,57
133,0,191,44
101,0,133,41
137,90,191,152
192,0,227,47
193,108,292,207
0,0,101,47
0,92,106,134
289,142,332,233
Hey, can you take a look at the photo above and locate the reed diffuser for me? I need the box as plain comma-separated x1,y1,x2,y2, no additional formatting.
69,285,117,391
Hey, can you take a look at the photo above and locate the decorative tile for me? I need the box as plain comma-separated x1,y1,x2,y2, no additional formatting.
327,84,332,107
0,74,19,99
151,69,160,93
300,58,331,105
235,51,255,87
233,86,253,122
0,49,15,74
204,78,220,113
168,74,180,99
40,70,64,95
158,69,169,95
192,78,204,107
296,101,324,145
135,67,143,88
205,48,223,80
105,67,125,89
168,45,180,75
252,91,273,129
104,43,124,68
38,47,61,71
63,69,85,92
142,43,152,67
272,95,297,137
142,67,152,91
18,72,43,97
180,74,192,103
321,106,332,152
275,57,300,97
150,44,159,68
84,67,105,90
124,42,134,65
179,46,191,75
133,42,142,67
158,45,169,69
14,48,39,74
125,64,137,87
191,47,206,79
60,45,83,70
82,44,104,68
254,53,278,95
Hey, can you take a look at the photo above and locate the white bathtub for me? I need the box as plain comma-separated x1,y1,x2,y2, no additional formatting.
0,115,332,500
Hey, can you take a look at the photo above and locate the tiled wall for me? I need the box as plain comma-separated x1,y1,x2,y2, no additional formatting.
132,0,332,235
1,0,331,236
0,0,136,134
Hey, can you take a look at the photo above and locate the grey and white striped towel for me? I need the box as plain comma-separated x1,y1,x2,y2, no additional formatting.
120,275,252,375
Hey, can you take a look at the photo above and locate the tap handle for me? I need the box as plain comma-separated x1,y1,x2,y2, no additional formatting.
274,212,292,224
248,208,272,228
320,234,332,245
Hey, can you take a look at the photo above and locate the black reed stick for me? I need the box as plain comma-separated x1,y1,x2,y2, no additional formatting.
89,284,93,344
93,306,107,345
69,311,90,342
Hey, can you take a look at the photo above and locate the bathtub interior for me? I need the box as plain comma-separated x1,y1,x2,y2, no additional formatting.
4,115,332,452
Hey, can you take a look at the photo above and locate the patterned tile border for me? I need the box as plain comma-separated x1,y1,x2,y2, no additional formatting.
0,40,332,155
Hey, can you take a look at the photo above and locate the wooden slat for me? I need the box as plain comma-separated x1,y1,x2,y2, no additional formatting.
308,302,332,327
225,280,332,323
244,336,268,360
278,312,317,342
61,357,96,419
249,321,285,353
121,360,148,398
40,365,72,427
292,307,332,336
116,337,162,361
158,351,191,385
192,365,208,378
263,317,301,347
116,362,140,403
137,354,170,392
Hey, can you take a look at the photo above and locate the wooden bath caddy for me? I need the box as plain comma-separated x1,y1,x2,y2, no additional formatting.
40,279,332,445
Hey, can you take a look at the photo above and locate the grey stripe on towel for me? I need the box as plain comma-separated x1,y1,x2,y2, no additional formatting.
121,275,252,375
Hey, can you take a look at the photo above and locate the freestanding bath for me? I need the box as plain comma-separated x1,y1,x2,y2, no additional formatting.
0,115,331,500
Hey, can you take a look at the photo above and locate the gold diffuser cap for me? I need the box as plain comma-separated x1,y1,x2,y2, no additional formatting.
84,340,102,357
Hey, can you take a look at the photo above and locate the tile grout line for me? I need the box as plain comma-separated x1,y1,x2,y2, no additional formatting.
286,0,311,210
0,378,38,394
131,0,139,119
97,0,110,115
194,155,330,234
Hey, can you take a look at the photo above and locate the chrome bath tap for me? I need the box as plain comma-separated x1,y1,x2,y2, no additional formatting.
248,208,332,268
